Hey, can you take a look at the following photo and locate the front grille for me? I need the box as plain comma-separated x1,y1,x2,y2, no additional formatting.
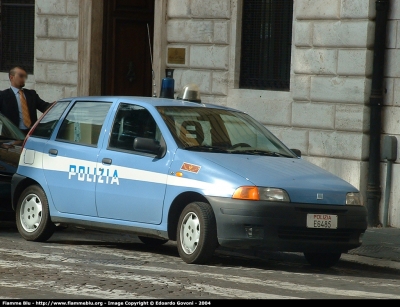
278,227,353,242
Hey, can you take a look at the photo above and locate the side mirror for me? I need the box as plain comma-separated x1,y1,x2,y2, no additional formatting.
133,137,166,158
291,148,301,157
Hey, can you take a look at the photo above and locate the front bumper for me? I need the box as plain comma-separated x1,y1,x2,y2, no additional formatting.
207,196,368,253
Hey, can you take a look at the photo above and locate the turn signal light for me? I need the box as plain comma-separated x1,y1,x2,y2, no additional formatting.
232,186,260,200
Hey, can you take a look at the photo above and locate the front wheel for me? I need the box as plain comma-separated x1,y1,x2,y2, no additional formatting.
304,252,342,268
177,202,219,264
16,185,55,242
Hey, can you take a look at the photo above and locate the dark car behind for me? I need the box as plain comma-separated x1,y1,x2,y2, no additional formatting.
0,113,25,220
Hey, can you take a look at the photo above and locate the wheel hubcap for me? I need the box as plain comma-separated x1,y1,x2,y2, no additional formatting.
20,194,43,233
180,212,200,254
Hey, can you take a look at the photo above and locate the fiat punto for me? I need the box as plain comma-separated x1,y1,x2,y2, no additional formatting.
11,96,367,268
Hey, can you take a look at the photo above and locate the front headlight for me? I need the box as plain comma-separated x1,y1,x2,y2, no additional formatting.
346,192,363,206
232,186,290,202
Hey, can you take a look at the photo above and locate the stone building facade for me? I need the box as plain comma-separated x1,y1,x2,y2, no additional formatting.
1,0,400,227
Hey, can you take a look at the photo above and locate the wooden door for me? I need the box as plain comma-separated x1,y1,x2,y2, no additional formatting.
102,0,155,96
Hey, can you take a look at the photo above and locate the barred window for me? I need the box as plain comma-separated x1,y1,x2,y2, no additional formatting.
0,0,35,74
240,0,293,91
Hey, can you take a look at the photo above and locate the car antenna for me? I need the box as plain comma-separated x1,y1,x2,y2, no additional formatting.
147,23,157,97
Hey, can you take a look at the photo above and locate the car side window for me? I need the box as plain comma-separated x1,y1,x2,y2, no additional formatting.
109,103,161,151
56,101,111,146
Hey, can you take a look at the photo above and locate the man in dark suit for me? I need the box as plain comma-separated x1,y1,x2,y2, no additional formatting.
0,66,54,134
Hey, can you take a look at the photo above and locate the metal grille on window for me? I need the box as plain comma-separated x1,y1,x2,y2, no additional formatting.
240,0,293,91
0,0,35,74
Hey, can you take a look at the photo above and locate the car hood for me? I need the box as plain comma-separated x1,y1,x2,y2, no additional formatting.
203,154,358,205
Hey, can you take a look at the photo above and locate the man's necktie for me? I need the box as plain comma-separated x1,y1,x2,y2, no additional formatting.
19,90,31,128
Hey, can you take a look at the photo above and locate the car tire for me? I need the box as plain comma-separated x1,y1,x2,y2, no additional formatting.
303,252,342,268
177,201,219,264
138,236,168,246
16,185,55,242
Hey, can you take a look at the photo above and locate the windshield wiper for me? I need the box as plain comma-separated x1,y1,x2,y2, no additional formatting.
229,149,294,157
184,145,229,153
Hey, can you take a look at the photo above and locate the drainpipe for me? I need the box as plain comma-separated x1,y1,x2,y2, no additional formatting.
366,0,389,227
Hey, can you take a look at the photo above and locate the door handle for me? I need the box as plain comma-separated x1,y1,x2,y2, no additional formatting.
102,158,112,165
127,61,135,82
49,149,58,155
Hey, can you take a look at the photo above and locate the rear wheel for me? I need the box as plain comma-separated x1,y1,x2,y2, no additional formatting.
16,185,55,242
304,252,342,268
177,202,219,264
138,236,168,246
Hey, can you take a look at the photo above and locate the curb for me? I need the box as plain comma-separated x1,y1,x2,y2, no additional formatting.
341,253,400,271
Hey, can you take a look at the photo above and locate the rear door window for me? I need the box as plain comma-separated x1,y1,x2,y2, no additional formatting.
56,101,112,147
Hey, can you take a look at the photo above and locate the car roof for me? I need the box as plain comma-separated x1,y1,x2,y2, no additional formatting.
58,96,242,112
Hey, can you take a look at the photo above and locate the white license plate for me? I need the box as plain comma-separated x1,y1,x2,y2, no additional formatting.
306,214,338,229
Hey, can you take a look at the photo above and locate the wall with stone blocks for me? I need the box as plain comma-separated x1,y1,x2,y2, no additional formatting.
166,0,231,105
291,0,373,163
381,0,400,227
35,0,79,101
0,0,79,103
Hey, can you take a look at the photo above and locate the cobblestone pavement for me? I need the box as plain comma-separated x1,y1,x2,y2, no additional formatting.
0,222,400,300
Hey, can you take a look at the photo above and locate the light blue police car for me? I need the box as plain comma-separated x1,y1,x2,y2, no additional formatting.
11,95,367,268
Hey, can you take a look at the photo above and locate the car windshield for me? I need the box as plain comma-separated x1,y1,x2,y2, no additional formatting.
157,106,296,157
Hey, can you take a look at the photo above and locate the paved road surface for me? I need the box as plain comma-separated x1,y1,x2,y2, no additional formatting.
0,222,399,300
